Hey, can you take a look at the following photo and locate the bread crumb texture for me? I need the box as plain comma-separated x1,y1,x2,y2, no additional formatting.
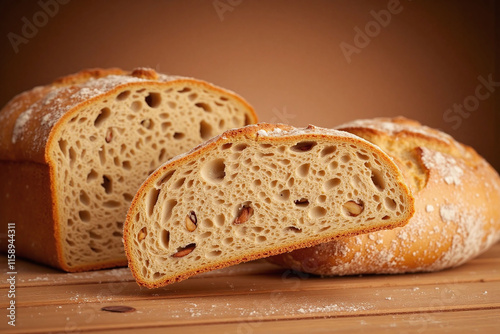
124,123,414,287
0,67,256,271
269,117,500,275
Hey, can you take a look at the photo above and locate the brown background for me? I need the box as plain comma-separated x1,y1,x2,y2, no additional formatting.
0,0,499,170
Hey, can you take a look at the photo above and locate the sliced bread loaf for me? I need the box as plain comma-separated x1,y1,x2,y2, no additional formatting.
0,67,257,271
124,123,415,288
269,117,500,275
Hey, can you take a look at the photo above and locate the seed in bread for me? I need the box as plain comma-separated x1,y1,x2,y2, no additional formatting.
123,123,415,288
268,117,500,275
0,67,257,272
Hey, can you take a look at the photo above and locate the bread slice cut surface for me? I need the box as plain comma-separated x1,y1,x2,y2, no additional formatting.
124,123,415,288
0,67,257,271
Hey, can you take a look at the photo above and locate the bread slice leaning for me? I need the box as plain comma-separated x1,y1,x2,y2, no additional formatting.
0,67,257,272
124,123,415,288
269,117,500,275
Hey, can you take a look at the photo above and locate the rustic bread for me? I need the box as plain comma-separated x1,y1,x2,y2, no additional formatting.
124,123,415,288
0,67,257,272
269,117,500,275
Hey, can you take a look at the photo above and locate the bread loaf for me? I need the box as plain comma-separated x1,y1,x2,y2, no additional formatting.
269,118,500,275
124,123,415,288
0,67,257,271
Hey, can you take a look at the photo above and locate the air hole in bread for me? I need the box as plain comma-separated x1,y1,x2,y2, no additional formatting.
285,226,302,233
294,198,309,207
80,191,90,206
145,92,161,108
159,122,171,132
167,101,176,109
79,210,91,222
157,170,175,187
123,193,134,202
317,195,327,203
146,188,161,216
329,161,338,170
199,231,212,239
122,160,132,170
309,206,327,219
130,101,142,112
324,178,341,190
223,237,234,245
221,143,233,150
256,236,267,243
162,199,177,222
356,152,370,160
258,143,272,150
207,250,222,258
178,87,192,93
140,119,153,129
101,175,112,194
158,149,167,162
382,215,390,220
98,146,106,165
320,146,336,157
200,120,214,140
173,132,185,140
233,143,248,152
88,230,102,240
214,214,225,227
68,147,76,167
201,159,226,183
384,197,397,211
287,177,295,187
172,177,186,189
94,108,111,127
58,139,68,156
195,102,212,112
87,169,98,182
188,93,198,101
370,168,386,191
116,90,130,101
291,141,317,152
341,154,351,163
160,229,170,248
103,200,120,208
277,189,290,201
296,163,310,177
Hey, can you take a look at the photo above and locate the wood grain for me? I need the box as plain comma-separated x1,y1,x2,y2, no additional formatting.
1,242,499,333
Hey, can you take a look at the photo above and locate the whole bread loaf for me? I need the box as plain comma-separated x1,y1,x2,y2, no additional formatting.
124,123,415,288
0,67,257,272
269,117,500,275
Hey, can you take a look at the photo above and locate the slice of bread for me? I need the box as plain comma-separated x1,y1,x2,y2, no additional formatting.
124,123,415,288
0,67,257,272
269,117,500,275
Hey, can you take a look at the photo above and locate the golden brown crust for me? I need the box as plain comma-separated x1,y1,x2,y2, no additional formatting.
269,117,500,275
0,67,257,272
124,123,415,288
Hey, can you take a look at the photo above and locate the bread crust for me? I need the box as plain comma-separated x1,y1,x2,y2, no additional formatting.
0,68,257,272
269,117,500,275
124,123,415,288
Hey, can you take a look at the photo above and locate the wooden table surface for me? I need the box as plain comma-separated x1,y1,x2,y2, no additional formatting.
1,242,500,333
